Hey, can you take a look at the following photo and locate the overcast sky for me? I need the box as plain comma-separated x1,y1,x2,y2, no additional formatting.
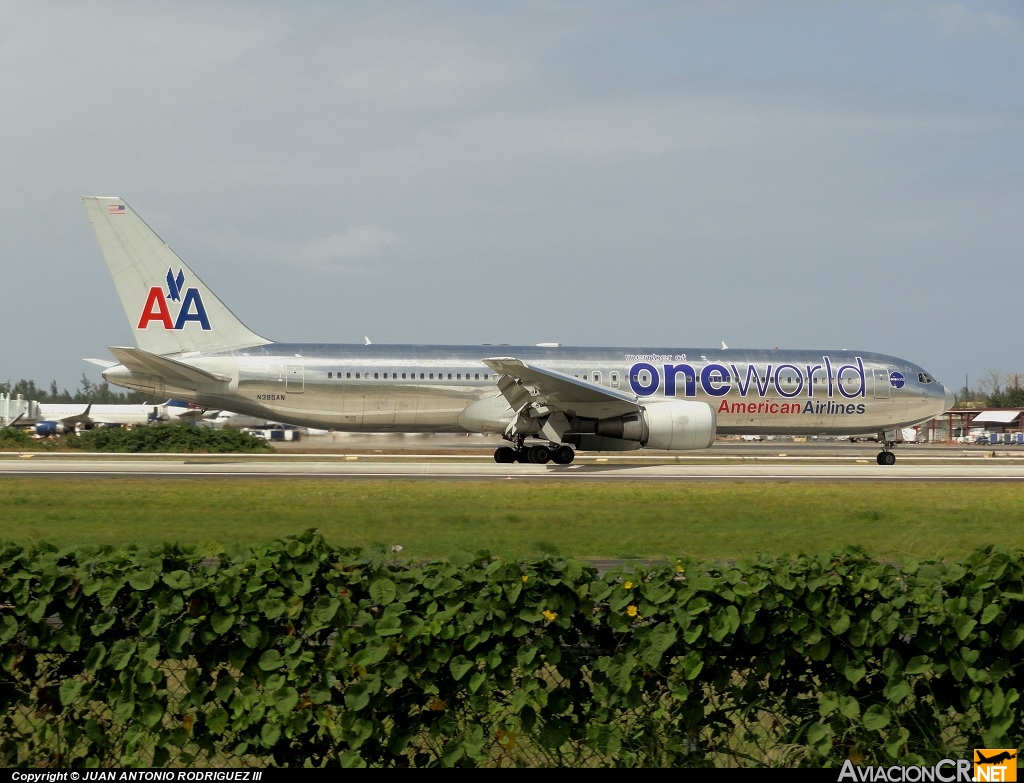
1,1,1021,396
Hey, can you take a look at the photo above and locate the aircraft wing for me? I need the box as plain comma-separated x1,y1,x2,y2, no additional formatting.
483,357,640,419
56,403,94,427
170,407,212,422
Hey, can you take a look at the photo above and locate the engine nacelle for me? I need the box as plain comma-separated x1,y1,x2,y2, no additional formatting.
35,421,67,436
595,400,716,451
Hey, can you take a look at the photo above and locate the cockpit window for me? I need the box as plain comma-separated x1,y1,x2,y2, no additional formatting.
918,372,935,384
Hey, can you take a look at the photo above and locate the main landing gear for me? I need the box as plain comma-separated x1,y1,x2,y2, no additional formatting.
494,443,575,465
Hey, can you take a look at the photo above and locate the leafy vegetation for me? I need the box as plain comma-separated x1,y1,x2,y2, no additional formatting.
1,375,150,405
956,371,1024,408
3,531,1022,767
0,424,272,453
66,424,274,453
0,427,35,450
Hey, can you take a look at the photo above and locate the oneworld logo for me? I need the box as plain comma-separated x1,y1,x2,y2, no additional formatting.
627,355,867,401
137,267,211,331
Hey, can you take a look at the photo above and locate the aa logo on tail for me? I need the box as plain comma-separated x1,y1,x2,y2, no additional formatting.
138,267,211,331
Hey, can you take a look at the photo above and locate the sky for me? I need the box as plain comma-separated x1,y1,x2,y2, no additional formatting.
1,1,1022,396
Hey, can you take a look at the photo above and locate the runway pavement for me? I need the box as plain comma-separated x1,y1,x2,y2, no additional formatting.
3,445,1024,481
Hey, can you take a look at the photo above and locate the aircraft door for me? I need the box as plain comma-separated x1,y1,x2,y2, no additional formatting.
285,363,304,394
341,393,364,427
872,367,890,399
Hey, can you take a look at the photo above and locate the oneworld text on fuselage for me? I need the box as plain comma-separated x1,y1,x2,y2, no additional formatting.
627,355,869,405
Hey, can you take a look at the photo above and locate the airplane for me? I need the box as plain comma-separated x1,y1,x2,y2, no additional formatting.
33,399,204,435
198,410,286,429
35,401,161,435
82,196,954,466
976,751,1016,765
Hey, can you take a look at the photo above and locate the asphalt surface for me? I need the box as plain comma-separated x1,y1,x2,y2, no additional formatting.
3,439,1023,481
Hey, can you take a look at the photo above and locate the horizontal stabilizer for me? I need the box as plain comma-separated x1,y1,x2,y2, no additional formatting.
84,357,116,368
108,346,231,385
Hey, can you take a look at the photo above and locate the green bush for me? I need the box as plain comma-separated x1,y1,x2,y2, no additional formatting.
67,423,274,453
0,427,35,449
2,532,1022,767
0,424,273,453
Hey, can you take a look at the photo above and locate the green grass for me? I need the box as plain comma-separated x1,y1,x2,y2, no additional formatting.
3,477,1024,561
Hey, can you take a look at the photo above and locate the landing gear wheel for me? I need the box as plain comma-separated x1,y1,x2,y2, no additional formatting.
494,446,516,464
529,445,552,464
876,451,896,466
552,445,575,465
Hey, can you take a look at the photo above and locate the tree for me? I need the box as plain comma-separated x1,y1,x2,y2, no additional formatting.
1,377,151,405
988,386,1024,408
976,371,1024,408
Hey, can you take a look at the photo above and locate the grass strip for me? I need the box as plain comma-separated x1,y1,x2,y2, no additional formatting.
2,477,1023,561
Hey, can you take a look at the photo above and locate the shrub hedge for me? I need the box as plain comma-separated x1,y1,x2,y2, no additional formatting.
1,531,1022,767
0,424,273,453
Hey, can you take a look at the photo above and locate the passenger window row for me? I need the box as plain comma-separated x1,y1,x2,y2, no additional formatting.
326,372,490,381
572,372,620,387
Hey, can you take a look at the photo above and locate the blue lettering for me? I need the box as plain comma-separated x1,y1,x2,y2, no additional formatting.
700,363,731,397
805,363,823,397
629,362,660,396
629,355,866,402
836,357,866,399
173,288,212,330
665,363,696,397
731,363,772,397
773,364,803,399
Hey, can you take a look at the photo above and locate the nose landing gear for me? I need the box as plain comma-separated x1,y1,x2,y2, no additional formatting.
875,433,897,465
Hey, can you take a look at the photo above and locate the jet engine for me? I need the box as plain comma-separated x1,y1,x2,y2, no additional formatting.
35,421,68,436
594,400,716,451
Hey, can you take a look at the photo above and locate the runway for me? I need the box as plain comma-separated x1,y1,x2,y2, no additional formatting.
3,449,1024,481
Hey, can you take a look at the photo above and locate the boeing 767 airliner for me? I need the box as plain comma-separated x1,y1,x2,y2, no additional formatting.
83,197,954,465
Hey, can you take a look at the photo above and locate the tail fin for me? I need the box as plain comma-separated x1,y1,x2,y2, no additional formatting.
82,196,271,356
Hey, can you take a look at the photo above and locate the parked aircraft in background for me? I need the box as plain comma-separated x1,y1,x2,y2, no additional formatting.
33,399,201,435
83,197,954,465
198,410,282,429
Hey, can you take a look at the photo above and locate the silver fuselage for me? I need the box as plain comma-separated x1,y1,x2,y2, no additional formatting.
103,343,953,437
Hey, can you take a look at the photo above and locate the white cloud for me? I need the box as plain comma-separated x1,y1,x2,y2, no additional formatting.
926,2,1024,40
306,226,400,272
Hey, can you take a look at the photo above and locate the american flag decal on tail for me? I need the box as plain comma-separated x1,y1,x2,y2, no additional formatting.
108,204,125,215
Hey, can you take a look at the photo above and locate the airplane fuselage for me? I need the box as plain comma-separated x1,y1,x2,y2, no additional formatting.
84,196,955,464
36,403,157,426
104,343,951,437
